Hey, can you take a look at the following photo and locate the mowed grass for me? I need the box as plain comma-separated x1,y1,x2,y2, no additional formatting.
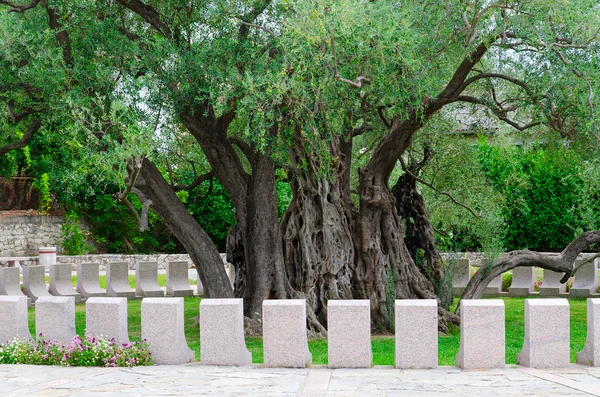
26,296,589,365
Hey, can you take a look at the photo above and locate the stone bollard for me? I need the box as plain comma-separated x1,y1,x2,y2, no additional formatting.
38,247,57,270
395,300,438,369
509,267,535,296
166,262,193,297
456,299,505,369
0,267,26,297
199,299,252,366
0,296,32,343
49,264,81,302
136,262,164,298
539,269,567,296
327,300,372,368
570,259,599,298
76,263,106,300
35,296,76,346
23,265,51,303
577,298,600,366
518,299,570,368
263,300,312,368
142,298,194,364
106,262,135,299
86,297,129,344
452,259,470,297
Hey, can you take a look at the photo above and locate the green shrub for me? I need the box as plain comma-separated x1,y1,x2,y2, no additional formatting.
502,272,512,292
61,212,93,255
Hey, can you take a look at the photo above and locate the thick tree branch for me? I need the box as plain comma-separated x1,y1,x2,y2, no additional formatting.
460,231,600,306
115,0,172,40
0,0,39,12
0,117,41,157
173,170,214,192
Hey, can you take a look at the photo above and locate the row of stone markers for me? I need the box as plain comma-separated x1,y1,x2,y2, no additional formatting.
0,261,195,304
1,296,599,368
452,258,600,297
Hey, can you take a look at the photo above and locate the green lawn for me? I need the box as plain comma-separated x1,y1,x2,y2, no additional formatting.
26,296,589,365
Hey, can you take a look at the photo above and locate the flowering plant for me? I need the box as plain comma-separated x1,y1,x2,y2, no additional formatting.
0,334,153,367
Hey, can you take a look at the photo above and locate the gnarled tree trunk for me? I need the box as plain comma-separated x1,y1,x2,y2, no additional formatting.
393,170,452,310
280,142,354,334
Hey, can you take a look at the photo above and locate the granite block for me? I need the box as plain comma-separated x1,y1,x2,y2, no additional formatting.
452,259,470,296
23,265,51,303
76,263,106,300
166,262,193,297
106,262,135,299
0,267,25,296
142,297,194,364
518,299,570,368
86,297,129,344
456,299,505,369
136,262,164,298
327,300,372,368
577,298,600,366
263,300,312,368
49,264,81,302
539,269,567,296
0,296,32,343
200,298,252,366
509,267,535,296
570,259,599,298
35,296,76,346
395,299,438,369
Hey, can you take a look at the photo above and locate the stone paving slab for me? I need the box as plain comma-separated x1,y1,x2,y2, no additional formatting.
1,364,600,396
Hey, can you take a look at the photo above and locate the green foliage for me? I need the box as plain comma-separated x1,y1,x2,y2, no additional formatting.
61,212,92,255
502,272,512,292
87,194,180,254
477,138,600,251
32,173,51,213
185,180,236,252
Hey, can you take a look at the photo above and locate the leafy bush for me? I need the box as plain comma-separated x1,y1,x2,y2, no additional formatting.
61,212,93,255
502,272,512,292
0,334,153,367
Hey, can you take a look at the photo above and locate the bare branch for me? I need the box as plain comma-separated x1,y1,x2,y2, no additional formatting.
239,21,276,38
330,36,370,88
399,156,481,219
173,170,214,192
455,95,542,131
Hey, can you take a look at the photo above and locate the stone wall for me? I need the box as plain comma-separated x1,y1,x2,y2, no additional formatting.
55,253,227,271
0,215,64,257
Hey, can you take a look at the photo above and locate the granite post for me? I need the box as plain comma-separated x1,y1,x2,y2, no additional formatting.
263,300,312,368
327,300,372,368
518,299,570,368
456,299,505,369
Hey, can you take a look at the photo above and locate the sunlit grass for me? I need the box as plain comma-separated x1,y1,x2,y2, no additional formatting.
25,296,588,365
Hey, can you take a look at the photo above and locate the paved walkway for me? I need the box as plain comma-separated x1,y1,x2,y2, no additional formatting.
1,364,600,396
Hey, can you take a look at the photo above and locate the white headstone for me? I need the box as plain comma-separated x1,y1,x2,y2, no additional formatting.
509,267,535,296
23,265,51,303
539,269,567,296
0,296,32,343
49,264,81,302
570,259,599,298
76,263,106,300
106,262,135,299
86,297,129,344
166,262,193,297
136,262,164,298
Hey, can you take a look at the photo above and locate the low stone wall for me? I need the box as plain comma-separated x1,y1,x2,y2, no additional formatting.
55,253,227,271
441,251,598,267
0,215,63,257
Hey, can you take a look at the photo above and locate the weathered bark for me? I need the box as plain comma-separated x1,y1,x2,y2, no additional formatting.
135,157,233,298
180,109,287,319
281,140,354,334
393,170,452,310
460,231,600,305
